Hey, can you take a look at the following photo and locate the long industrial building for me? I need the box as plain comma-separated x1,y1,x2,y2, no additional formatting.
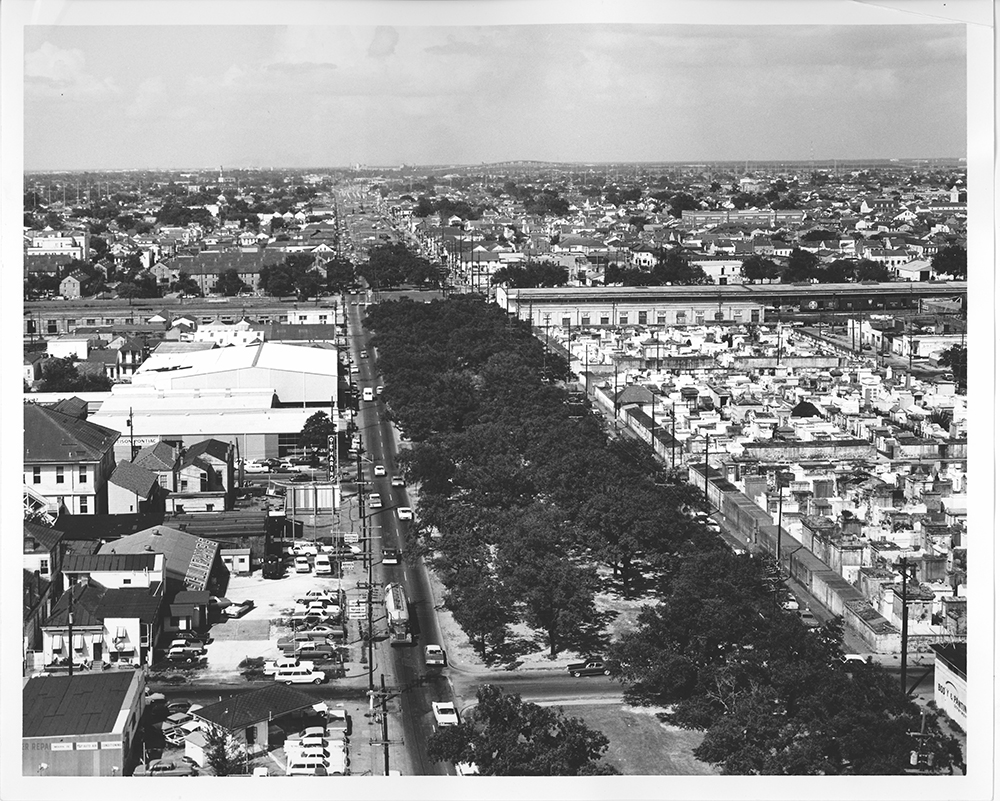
496,281,967,329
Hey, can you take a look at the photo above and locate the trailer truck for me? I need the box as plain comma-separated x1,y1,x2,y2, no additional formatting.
384,583,412,645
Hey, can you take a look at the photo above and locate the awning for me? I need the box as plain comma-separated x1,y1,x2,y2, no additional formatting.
51,634,63,650
115,626,127,638
91,634,104,644
73,634,85,650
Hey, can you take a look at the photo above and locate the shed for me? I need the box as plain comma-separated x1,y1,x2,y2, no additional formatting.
221,547,252,576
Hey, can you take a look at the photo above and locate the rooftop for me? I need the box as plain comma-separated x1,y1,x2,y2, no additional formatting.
23,672,138,738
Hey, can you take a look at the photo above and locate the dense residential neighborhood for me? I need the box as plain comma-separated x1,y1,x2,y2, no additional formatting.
20,159,970,778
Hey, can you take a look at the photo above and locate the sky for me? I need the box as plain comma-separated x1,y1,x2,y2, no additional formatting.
22,21,968,170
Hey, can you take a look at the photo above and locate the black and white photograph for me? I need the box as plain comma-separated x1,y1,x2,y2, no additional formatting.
1,0,994,798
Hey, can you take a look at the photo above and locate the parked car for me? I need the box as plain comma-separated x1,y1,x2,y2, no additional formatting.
294,556,312,573
228,599,255,618
566,659,611,678
275,665,327,685
135,759,198,777
165,700,192,715
432,701,459,727
397,506,413,521
373,465,386,477
264,656,315,675
298,589,339,603
799,609,821,629
277,633,314,652
302,623,347,640
243,460,270,474
170,631,212,644
293,642,338,661
424,644,446,666
292,542,319,557
165,646,206,663
382,547,401,565
314,554,333,575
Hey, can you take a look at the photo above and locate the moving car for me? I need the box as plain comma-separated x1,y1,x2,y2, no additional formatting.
243,460,270,474
362,387,374,402
367,493,382,509
432,701,459,727
424,644,446,666
373,465,386,477
376,386,384,397
567,659,611,678
382,547,401,565
390,476,405,487
397,506,413,521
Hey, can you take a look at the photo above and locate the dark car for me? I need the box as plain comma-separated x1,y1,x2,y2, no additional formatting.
567,659,611,678
290,473,313,482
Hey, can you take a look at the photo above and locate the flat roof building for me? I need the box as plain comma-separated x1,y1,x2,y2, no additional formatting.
22,671,145,776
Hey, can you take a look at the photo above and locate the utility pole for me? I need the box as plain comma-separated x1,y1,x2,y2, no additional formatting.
776,479,784,564
381,673,390,775
896,558,918,695
67,585,75,677
703,431,710,504
671,402,677,470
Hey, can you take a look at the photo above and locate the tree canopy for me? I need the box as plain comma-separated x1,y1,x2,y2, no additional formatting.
38,357,112,392
931,245,967,280
426,685,618,775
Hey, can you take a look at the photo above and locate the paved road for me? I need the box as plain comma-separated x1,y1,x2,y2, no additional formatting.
346,298,452,777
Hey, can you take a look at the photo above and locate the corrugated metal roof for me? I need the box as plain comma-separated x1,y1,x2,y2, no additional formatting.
63,553,157,573
22,672,137,738
98,526,218,591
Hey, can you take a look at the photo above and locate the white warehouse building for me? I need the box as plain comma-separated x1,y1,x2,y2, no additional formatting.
130,342,339,407
87,342,343,461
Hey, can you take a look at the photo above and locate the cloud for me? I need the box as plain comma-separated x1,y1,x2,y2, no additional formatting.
25,41,119,97
368,26,399,59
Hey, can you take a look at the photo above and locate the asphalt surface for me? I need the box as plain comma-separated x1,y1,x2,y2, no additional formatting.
346,296,453,776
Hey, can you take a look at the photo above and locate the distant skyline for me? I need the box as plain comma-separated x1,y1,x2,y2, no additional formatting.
24,23,966,171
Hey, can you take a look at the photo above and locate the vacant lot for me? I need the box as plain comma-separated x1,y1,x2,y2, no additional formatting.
551,703,719,776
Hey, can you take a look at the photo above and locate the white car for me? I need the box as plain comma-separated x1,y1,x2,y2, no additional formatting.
373,465,387,477
397,506,413,521
243,460,269,474
368,493,382,509
297,589,338,605
263,657,315,675
275,665,327,685
424,644,446,666
390,476,405,487
292,542,319,557
294,556,312,573
432,701,459,727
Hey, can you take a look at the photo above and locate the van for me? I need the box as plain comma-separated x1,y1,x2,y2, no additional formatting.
314,554,333,575
275,665,327,685
285,756,329,776
362,387,374,402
